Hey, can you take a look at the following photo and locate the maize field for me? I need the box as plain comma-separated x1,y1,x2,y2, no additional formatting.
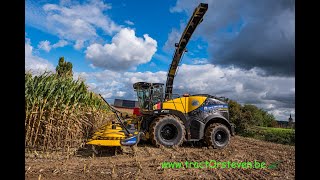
25,72,113,153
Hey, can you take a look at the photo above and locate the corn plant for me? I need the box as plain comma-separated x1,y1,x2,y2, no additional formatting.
25,72,111,152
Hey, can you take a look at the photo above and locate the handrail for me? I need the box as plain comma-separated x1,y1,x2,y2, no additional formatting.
98,94,130,135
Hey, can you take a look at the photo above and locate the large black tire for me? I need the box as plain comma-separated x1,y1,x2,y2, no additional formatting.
205,123,231,149
149,115,185,147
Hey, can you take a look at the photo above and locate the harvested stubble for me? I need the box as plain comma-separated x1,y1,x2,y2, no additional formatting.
25,72,113,153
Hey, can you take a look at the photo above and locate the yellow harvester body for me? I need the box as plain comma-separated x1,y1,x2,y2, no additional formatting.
86,124,126,146
158,96,207,113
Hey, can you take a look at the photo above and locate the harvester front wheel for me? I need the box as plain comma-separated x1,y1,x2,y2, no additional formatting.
205,123,230,149
149,115,185,147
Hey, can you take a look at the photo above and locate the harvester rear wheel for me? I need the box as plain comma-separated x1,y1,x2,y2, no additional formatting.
149,115,185,147
205,123,230,149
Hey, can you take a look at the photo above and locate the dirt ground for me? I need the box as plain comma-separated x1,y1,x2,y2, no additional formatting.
25,136,295,180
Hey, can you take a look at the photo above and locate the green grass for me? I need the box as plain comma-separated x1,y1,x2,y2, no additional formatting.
241,126,295,145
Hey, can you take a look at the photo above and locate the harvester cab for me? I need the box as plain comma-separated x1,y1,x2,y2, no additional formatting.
133,82,164,113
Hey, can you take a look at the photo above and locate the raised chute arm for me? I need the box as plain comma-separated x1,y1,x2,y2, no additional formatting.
164,3,208,100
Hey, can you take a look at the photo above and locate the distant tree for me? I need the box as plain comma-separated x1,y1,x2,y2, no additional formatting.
242,104,256,125
228,100,246,133
264,113,277,127
56,57,73,78
228,100,241,124
270,119,278,128
227,99,277,132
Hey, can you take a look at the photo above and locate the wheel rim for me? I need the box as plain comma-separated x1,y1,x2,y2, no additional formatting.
214,129,228,146
160,124,178,141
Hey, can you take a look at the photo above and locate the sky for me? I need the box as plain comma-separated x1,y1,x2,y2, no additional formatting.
25,0,295,121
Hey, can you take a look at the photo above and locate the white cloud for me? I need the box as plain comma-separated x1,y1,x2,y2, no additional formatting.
124,20,134,25
59,0,72,6
74,69,166,100
73,71,89,81
153,53,169,62
26,1,48,32
74,40,85,50
85,28,157,71
269,108,295,122
38,39,68,52
163,28,181,53
38,40,51,52
172,64,295,121
27,1,121,50
235,82,243,94
89,64,97,69
25,39,55,74
192,58,208,65
169,0,188,13
52,39,68,48
116,91,126,97
163,21,190,53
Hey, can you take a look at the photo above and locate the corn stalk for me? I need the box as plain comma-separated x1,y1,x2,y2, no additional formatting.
25,72,111,152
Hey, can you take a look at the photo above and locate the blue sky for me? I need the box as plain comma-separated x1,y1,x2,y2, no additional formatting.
26,0,208,73
25,0,295,121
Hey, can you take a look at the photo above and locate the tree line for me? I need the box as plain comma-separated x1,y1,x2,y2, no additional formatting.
227,100,278,133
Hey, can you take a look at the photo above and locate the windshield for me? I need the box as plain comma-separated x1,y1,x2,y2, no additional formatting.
135,83,164,111
136,88,150,110
151,84,164,105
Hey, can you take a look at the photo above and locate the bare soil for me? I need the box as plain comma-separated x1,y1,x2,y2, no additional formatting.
25,136,295,179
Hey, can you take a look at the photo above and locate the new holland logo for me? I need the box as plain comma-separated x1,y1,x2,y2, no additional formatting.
192,100,199,106
202,104,228,112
